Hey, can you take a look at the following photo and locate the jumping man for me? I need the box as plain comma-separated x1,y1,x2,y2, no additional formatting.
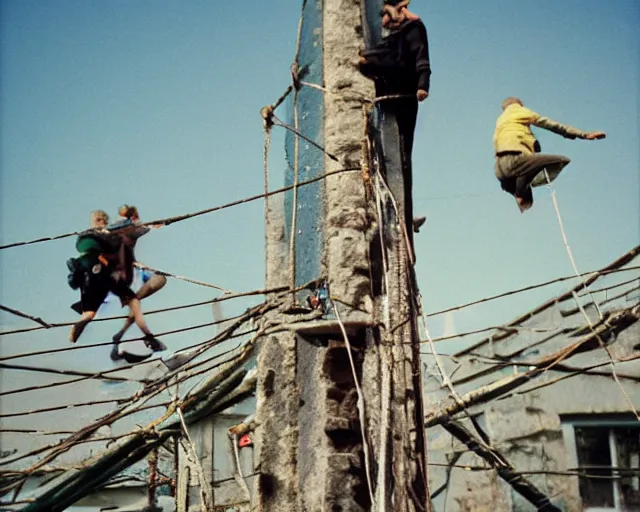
493,97,606,212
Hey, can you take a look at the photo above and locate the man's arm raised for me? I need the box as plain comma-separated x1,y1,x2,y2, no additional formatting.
534,116,606,141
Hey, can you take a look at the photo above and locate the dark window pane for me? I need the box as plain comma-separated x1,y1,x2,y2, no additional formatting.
614,427,640,510
575,427,614,507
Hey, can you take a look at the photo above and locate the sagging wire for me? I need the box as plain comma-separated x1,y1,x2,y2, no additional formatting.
0,305,265,473
542,171,638,420
287,15,303,297
427,264,639,318
0,282,295,337
177,407,215,510
133,262,233,294
545,170,603,318
374,151,493,467
0,328,256,398
569,291,639,420
0,318,248,362
0,167,359,252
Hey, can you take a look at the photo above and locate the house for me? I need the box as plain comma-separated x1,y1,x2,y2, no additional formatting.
424,246,640,511
0,310,257,511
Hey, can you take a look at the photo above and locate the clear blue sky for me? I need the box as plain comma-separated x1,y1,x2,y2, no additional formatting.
1,0,638,370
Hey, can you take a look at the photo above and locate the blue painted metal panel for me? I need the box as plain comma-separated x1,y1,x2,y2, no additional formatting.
363,0,383,47
365,0,407,237
284,0,325,290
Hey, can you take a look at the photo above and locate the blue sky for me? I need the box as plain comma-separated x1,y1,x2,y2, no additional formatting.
1,0,638,373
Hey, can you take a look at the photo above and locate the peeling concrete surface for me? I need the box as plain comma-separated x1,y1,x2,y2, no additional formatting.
254,332,301,512
323,0,376,316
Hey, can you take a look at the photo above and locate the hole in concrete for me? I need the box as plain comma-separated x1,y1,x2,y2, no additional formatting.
263,369,275,398
326,428,361,450
327,387,347,402
352,482,371,509
353,267,369,278
259,473,277,499
324,350,356,386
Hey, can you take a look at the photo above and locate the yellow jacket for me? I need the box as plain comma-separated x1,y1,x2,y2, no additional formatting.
493,103,588,155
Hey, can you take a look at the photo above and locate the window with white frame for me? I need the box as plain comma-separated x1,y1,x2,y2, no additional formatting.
563,418,640,511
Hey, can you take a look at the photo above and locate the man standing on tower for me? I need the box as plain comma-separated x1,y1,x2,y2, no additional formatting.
358,0,431,251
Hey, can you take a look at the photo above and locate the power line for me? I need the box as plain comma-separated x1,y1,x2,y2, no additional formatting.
0,327,256,398
133,262,232,293
0,289,270,337
426,461,640,480
421,324,567,345
0,305,51,329
1,278,318,338
0,399,170,419
0,313,247,362
0,167,359,251
447,309,640,390
504,352,640,398
427,263,639,318
0,304,267,470
0,361,146,388
455,247,640,357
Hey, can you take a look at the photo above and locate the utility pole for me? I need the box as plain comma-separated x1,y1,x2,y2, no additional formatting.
255,1,432,510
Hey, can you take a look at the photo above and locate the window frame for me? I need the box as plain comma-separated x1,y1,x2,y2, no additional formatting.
561,416,640,512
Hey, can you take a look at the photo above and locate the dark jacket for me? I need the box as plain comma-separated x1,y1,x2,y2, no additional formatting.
376,19,431,97
107,219,150,285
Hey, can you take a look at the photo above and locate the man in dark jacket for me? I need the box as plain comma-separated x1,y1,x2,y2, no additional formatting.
359,0,431,256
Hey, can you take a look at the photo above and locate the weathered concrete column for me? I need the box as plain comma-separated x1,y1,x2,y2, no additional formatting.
255,1,431,510
324,0,376,317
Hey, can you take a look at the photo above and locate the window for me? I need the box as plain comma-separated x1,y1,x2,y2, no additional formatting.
569,423,640,511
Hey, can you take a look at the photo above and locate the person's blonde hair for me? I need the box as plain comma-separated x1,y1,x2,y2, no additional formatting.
90,210,109,228
502,97,523,110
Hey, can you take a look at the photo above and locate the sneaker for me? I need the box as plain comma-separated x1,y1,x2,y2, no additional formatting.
516,196,532,213
143,334,167,352
110,344,123,361
413,216,427,233
69,318,91,343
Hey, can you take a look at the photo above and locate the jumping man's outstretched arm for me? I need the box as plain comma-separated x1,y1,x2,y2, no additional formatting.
533,116,606,140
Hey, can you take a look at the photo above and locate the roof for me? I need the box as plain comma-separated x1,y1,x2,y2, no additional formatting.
454,245,640,359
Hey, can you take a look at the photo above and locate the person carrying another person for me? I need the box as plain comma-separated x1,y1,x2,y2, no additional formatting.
66,209,164,360
493,97,606,212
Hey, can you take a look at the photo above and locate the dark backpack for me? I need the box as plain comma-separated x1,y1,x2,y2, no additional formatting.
359,29,408,81
66,258,85,290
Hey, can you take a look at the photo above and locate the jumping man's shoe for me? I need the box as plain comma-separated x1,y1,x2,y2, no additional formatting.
413,216,427,233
